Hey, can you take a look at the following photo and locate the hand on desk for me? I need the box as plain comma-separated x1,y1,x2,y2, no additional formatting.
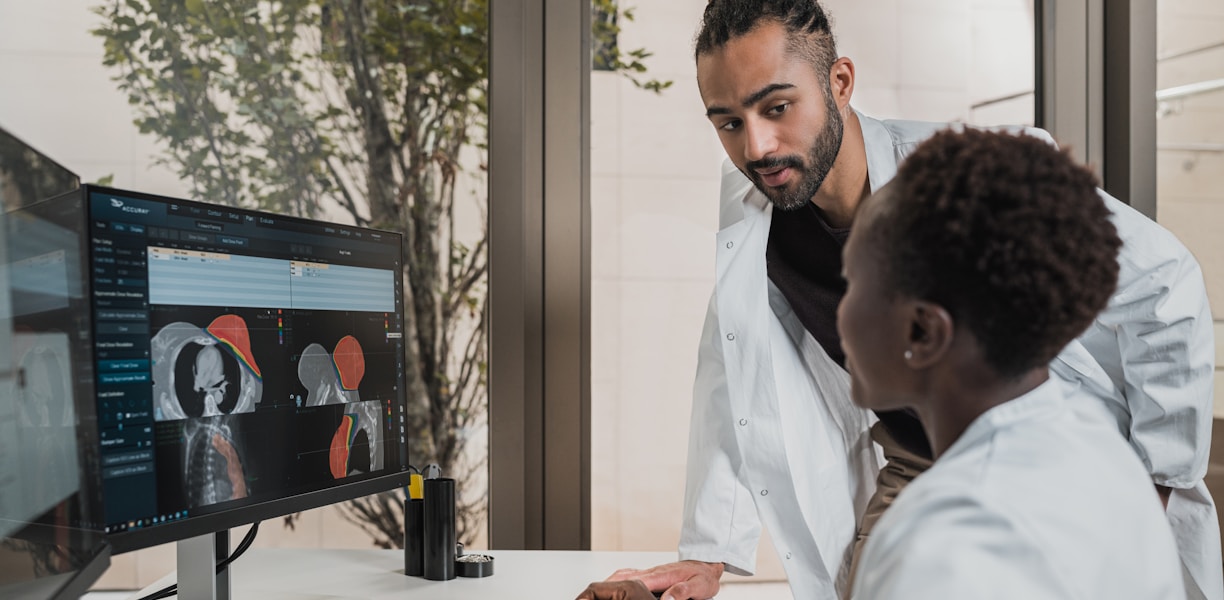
575,580,656,600
600,560,723,600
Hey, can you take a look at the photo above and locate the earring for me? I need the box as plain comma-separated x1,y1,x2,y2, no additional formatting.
904,350,913,360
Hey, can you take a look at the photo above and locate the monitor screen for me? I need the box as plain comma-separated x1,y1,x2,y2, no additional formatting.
82,185,411,552
1,193,110,600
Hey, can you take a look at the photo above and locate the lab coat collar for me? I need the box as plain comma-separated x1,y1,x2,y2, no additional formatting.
718,155,768,231
941,377,1065,460
856,110,899,195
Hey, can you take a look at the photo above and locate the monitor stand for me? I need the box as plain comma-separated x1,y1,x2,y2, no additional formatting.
177,530,231,600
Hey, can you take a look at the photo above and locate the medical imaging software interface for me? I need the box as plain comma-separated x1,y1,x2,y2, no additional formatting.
88,190,410,535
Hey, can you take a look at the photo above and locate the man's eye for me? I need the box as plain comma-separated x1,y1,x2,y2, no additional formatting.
768,103,789,116
720,119,742,132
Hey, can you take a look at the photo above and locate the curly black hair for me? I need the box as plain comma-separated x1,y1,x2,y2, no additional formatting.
694,0,838,79
864,129,1122,379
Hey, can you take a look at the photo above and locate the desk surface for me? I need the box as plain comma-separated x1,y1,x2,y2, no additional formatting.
134,548,678,599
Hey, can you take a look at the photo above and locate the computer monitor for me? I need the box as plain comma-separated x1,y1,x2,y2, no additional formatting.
1,185,111,600
0,125,80,211
61,184,414,562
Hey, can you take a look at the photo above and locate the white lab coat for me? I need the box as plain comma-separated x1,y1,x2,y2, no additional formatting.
678,112,1222,599
1052,196,1222,600
852,377,1186,599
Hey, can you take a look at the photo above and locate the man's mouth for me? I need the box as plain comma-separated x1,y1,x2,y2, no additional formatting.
756,166,792,188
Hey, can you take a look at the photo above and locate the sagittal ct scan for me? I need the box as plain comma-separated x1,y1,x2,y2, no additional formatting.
328,399,385,479
294,335,384,479
151,315,264,421
182,414,248,508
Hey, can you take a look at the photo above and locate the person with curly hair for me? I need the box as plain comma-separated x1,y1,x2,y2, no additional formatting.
840,129,1183,598
591,2,1219,599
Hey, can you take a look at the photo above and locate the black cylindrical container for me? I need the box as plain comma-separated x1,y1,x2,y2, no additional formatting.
403,497,425,576
423,478,456,581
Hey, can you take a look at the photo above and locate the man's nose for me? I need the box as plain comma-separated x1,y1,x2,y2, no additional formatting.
743,122,778,163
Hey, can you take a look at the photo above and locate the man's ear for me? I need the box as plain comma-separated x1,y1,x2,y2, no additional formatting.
829,57,855,112
904,301,953,368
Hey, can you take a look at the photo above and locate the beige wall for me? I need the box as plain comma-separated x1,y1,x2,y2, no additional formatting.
1155,0,1224,417
589,0,1036,583
0,0,185,196
589,0,723,557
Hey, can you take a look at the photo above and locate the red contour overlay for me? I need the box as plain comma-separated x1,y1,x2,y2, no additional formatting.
329,415,356,479
332,335,365,391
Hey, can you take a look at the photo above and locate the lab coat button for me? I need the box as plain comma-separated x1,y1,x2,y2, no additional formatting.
739,418,748,426
760,489,768,496
726,333,736,341
785,552,792,560
726,241,734,249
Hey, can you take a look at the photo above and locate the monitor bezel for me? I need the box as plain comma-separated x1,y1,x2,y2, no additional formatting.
110,474,410,553
80,184,413,554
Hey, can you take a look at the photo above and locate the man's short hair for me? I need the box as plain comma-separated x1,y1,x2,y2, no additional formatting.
865,129,1122,379
695,0,838,79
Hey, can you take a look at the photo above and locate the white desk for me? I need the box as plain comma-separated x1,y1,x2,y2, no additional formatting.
132,548,678,599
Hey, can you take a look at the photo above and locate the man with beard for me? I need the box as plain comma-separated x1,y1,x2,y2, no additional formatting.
586,1,1220,600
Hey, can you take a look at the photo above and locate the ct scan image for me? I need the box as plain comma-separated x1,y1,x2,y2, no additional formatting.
298,335,366,407
181,414,249,508
150,315,264,422
327,399,385,479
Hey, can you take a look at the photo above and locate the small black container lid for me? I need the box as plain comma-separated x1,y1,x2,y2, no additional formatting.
455,554,494,578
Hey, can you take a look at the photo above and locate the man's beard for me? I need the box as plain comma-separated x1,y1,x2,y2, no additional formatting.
745,92,844,211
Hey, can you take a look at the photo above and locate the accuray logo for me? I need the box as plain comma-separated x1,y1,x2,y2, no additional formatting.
109,198,150,215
